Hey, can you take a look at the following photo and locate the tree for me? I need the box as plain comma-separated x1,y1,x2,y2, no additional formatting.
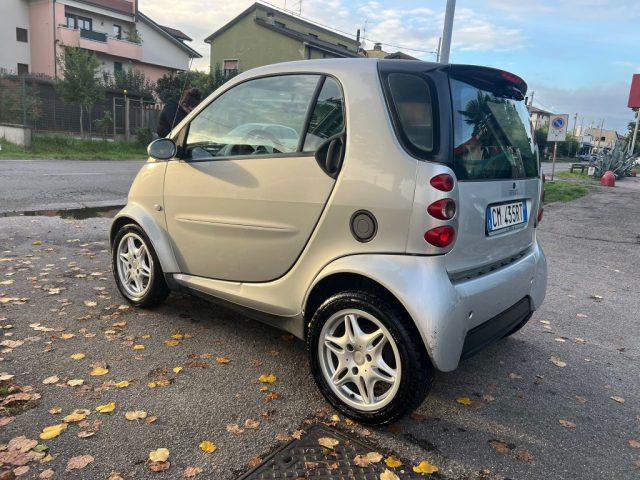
535,127,548,157
56,47,104,137
154,65,237,104
0,77,41,125
103,67,154,99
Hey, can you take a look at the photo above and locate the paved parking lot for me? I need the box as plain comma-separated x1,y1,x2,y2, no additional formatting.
0,178,638,479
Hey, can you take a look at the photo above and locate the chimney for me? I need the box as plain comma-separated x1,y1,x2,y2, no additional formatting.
374,42,382,51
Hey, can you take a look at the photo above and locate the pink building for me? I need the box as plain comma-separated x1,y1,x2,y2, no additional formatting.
1,0,201,82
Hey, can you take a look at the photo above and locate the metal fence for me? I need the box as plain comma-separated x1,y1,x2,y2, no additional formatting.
0,74,160,141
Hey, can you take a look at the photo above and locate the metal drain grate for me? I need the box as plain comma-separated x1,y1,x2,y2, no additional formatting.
237,424,422,479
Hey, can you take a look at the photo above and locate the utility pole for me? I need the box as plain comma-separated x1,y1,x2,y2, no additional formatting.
528,90,535,107
439,0,456,64
630,108,639,156
436,37,442,63
595,118,604,155
572,113,578,137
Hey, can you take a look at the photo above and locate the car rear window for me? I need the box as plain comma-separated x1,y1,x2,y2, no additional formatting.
450,77,538,180
386,73,434,155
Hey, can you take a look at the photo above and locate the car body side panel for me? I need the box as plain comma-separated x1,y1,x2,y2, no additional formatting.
111,161,180,273
168,59,419,316
307,244,547,371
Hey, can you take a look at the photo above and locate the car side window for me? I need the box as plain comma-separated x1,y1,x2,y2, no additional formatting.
387,73,434,154
185,75,320,160
303,78,345,152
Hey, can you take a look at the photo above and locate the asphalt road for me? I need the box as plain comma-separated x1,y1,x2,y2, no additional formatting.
0,159,144,213
0,178,638,479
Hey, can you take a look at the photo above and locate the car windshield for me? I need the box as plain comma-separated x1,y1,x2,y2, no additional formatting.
450,77,538,180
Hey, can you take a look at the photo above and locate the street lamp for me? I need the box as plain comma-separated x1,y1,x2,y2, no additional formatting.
439,0,456,64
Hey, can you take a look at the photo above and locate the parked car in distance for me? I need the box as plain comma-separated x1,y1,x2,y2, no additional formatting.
110,59,547,425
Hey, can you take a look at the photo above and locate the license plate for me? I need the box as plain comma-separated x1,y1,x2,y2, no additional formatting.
486,201,527,235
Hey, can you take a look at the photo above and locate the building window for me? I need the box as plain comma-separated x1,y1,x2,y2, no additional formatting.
65,14,92,31
114,61,123,73
16,28,28,43
223,59,239,76
17,63,29,75
113,24,122,39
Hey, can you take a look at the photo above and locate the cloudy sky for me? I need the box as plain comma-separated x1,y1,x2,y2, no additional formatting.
140,0,639,133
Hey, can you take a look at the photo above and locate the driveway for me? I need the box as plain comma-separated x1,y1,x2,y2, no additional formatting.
0,159,144,213
0,179,638,479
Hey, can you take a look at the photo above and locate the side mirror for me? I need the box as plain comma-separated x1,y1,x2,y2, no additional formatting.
147,138,177,160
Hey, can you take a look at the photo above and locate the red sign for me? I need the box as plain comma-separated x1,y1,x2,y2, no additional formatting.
628,74,640,108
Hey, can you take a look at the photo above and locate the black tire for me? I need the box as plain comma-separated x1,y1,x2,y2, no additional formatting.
111,223,169,308
307,290,434,425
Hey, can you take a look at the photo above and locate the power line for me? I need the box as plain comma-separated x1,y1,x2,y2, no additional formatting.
259,0,438,55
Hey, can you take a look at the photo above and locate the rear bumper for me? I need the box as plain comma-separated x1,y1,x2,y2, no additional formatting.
312,241,546,372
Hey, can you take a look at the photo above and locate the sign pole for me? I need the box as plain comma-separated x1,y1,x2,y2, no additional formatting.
551,142,558,181
630,109,639,156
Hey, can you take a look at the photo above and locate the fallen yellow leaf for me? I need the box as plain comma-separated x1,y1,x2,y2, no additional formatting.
70,353,85,360
67,379,84,386
60,333,75,340
40,423,68,440
259,374,277,383
173,367,183,374
318,437,339,449
456,396,472,406
133,344,145,350
125,410,147,421
96,402,116,414
64,410,88,423
413,460,439,474
385,456,403,468
149,448,170,462
164,340,180,347
216,357,230,364
115,380,130,388
90,366,109,376
199,440,217,453
112,322,127,327
380,469,400,480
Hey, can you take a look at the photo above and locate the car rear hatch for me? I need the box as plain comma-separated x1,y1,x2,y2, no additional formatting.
444,65,541,277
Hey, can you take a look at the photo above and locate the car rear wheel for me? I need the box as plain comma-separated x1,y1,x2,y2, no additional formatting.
308,290,433,425
112,224,169,308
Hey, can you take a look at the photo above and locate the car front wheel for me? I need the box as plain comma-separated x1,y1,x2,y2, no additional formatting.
112,224,169,308
308,290,433,425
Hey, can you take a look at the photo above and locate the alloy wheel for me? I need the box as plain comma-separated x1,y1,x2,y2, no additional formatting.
318,309,401,412
116,233,153,301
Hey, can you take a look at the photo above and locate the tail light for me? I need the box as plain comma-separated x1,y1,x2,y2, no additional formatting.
427,199,456,220
430,174,454,192
424,226,455,248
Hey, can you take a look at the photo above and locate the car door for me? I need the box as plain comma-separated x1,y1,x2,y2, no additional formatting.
164,74,345,282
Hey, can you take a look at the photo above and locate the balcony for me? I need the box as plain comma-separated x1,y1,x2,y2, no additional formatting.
57,26,142,61
80,29,107,42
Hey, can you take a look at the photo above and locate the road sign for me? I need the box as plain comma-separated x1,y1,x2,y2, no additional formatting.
547,114,569,142
628,74,640,108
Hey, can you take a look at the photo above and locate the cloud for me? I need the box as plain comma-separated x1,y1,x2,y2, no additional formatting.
139,0,526,67
531,82,635,134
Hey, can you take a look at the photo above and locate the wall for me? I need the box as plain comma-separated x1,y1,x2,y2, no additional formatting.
0,0,32,74
210,12,305,73
136,19,190,71
29,0,60,77
0,124,32,147
209,6,358,73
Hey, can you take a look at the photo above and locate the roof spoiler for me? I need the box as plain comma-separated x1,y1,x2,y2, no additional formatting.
448,64,528,98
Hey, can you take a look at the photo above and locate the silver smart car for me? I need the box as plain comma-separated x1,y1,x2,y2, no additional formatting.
110,59,547,425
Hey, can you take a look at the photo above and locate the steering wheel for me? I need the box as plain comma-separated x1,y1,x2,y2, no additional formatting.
240,129,282,155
